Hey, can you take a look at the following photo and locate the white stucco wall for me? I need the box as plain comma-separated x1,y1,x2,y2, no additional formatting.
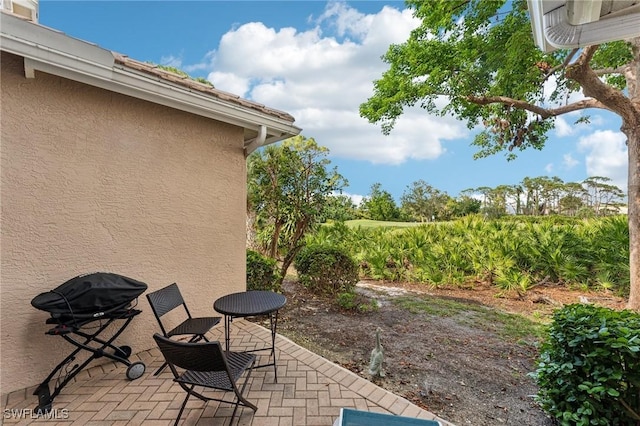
0,52,247,394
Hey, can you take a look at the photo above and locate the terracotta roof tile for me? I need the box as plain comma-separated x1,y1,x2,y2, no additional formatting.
112,53,295,123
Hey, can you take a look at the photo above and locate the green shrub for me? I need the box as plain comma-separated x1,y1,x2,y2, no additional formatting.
294,245,359,295
246,250,281,292
336,291,357,310
532,304,640,425
336,291,379,313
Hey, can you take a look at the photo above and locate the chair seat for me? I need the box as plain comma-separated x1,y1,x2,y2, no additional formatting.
153,333,258,425
167,316,221,338
177,352,256,390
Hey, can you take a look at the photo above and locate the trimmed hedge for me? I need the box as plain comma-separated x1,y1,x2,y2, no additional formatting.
294,245,358,295
246,250,280,292
532,304,640,425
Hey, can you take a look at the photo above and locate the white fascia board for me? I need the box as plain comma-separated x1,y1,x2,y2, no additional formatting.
527,0,555,52
0,13,301,144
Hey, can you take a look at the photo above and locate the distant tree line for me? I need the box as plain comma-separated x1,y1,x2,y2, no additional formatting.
323,176,625,223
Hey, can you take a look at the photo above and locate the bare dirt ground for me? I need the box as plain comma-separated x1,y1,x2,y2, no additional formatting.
272,279,627,426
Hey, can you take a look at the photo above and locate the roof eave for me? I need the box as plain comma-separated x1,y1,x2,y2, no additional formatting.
0,12,301,149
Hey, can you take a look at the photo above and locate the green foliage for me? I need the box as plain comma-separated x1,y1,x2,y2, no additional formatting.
336,291,379,313
246,250,281,292
194,77,213,86
294,245,359,295
447,195,482,218
583,216,630,295
320,194,358,222
155,64,189,78
591,41,634,90
532,304,640,425
248,136,347,285
305,216,630,296
343,220,423,229
336,291,357,310
400,179,451,222
361,183,402,221
153,64,214,87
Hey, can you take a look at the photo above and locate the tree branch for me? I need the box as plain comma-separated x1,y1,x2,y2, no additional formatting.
583,44,599,63
565,44,637,125
450,0,470,14
593,66,626,76
465,95,609,118
542,48,578,83
619,398,640,421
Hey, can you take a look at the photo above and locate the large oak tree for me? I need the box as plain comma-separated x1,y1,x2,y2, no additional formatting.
360,0,640,310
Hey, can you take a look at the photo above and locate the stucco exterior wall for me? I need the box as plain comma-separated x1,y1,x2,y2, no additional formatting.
0,52,247,394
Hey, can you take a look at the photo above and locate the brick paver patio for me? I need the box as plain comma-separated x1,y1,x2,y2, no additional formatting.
2,320,452,425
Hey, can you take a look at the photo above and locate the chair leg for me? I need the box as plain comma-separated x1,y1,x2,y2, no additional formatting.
174,387,193,426
230,400,241,425
187,334,209,343
153,361,169,376
230,393,258,424
230,359,258,424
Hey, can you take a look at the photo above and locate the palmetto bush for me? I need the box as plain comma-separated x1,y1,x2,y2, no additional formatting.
522,222,591,284
583,216,630,294
306,215,629,295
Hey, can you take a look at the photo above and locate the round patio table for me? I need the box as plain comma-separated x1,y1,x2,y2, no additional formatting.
214,291,286,382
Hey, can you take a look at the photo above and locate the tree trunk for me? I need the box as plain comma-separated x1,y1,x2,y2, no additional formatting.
246,209,259,251
627,126,640,311
626,38,640,311
565,41,640,310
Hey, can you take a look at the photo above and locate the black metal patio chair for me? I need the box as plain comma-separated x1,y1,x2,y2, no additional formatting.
146,283,221,375
153,333,257,425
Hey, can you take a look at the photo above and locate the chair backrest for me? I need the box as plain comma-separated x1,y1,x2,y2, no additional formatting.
146,283,191,335
153,333,228,373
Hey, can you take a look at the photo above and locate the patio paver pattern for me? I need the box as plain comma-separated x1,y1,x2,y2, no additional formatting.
2,320,452,425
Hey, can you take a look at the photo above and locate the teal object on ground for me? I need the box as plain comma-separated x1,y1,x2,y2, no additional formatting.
335,408,443,426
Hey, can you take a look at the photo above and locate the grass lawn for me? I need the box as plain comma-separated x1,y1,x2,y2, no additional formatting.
344,219,427,228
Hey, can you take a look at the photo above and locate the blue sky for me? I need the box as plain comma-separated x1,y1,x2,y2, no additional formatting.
38,1,628,204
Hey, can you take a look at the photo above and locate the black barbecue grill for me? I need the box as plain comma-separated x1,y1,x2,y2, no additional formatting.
31,272,148,413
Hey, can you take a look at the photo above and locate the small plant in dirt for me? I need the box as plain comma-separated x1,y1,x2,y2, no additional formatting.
294,245,359,295
336,291,379,313
531,304,640,425
246,250,281,292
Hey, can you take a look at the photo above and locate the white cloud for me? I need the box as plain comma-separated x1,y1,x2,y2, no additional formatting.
587,115,606,127
208,72,250,97
203,2,469,165
554,113,609,137
334,191,364,206
554,116,574,137
577,130,628,191
545,163,553,173
160,54,183,68
563,153,579,169
316,1,370,40
543,74,586,107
